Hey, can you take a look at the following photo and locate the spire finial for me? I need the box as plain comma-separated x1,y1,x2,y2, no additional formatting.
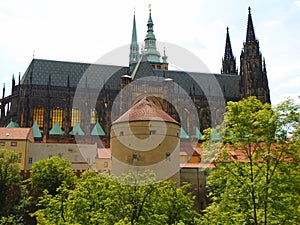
246,6,256,43
248,6,251,13
149,4,151,13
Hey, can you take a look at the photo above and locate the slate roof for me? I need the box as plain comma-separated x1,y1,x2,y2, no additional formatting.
21,59,129,90
20,58,240,99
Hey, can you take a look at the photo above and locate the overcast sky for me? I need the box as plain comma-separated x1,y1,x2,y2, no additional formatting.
0,0,299,105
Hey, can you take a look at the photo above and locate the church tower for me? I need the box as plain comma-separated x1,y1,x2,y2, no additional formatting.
143,5,168,70
221,27,237,75
239,7,270,103
129,11,140,73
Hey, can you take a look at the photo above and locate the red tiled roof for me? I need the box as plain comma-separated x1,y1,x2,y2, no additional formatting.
112,97,179,125
0,128,33,141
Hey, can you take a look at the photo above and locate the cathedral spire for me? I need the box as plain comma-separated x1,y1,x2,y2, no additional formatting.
143,5,161,63
246,6,256,43
221,27,237,75
129,10,140,72
224,27,234,60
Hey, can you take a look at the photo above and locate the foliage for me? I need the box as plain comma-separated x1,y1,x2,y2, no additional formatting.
0,149,25,220
29,156,77,198
200,97,300,224
32,170,198,225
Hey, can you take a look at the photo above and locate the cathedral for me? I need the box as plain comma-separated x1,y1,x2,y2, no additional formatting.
0,7,270,145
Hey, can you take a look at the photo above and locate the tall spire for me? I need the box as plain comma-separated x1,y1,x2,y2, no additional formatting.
129,10,140,71
224,27,234,60
143,4,161,63
221,27,237,75
246,6,256,43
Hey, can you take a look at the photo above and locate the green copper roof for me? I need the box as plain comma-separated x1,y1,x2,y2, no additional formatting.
180,127,190,139
69,122,85,135
32,121,42,138
91,122,106,136
196,127,203,140
49,121,64,135
131,13,138,43
6,120,20,128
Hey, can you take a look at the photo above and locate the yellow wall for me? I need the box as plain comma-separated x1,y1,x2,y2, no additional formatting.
96,158,111,174
27,143,97,170
0,139,29,170
111,120,180,183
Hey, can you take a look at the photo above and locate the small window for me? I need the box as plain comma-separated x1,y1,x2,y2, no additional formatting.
120,131,124,136
11,142,17,147
132,153,138,162
0,142,5,146
74,155,78,161
28,157,33,164
104,161,108,168
166,152,171,161
150,130,156,135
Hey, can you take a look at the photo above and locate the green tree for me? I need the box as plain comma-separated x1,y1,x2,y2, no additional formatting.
32,170,198,225
0,149,22,218
200,97,300,224
30,156,76,198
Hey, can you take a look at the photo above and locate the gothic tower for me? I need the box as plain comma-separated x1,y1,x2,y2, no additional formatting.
129,11,140,73
239,7,270,103
221,27,237,75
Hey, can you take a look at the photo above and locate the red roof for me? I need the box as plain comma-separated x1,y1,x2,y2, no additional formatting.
113,97,179,125
0,128,34,142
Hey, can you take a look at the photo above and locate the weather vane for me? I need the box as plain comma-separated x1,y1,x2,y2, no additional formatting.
149,4,151,13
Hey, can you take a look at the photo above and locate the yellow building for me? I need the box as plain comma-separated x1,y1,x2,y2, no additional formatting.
0,127,34,170
110,97,180,183
96,148,111,174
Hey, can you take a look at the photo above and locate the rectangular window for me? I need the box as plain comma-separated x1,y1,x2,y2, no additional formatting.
166,152,171,161
11,142,17,147
28,157,33,164
150,130,156,135
120,131,124,136
51,108,63,127
0,142,5,146
74,155,78,161
33,107,44,128
104,161,108,168
71,108,81,127
90,108,97,124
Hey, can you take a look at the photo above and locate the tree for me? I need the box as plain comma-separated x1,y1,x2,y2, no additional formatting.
30,156,76,198
0,149,22,217
200,97,300,224
32,170,198,224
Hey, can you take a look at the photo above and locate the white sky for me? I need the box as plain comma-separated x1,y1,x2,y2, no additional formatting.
0,0,299,105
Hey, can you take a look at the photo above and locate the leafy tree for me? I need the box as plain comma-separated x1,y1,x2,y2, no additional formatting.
0,149,25,220
30,156,77,198
200,97,300,224
32,170,198,224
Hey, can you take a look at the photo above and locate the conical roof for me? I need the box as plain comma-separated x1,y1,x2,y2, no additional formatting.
91,122,106,136
6,120,20,128
112,97,179,125
32,121,42,138
69,122,85,135
49,121,64,135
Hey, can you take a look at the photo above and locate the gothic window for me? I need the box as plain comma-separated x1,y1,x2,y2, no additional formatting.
51,108,63,127
90,108,97,124
33,107,44,128
71,109,81,127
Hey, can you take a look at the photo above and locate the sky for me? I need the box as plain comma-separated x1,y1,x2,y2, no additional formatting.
0,0,299,105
